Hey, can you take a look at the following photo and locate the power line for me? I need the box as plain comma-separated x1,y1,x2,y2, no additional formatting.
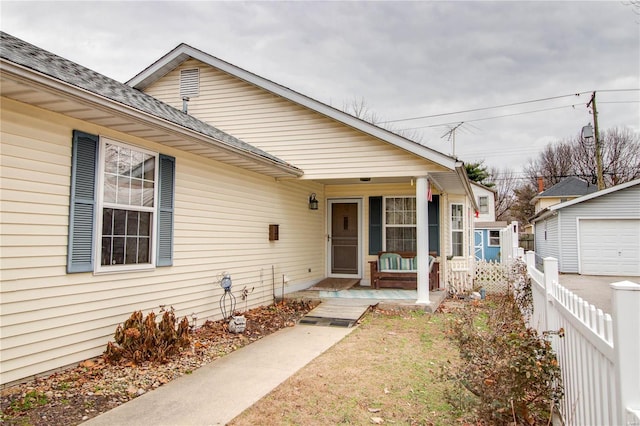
400,104,581,131
599,101,640,104
382,88,640,124
595,88,640,93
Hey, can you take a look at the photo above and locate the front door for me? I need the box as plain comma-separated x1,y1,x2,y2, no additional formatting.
329,199,361,277
474,230,484,261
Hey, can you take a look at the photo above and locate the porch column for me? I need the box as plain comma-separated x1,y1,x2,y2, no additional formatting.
416,176,431,305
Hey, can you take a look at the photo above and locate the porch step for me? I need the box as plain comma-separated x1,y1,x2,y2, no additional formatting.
299,317,356,328
299,300,371,328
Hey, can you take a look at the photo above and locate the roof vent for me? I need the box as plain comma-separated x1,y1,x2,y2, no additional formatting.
180,68,199,98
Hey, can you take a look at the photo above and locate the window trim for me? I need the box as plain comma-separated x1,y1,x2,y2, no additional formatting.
450,203,464,257
478,196,489,214
67,130,175,274
382,196,416,252
95,137,159,273
488,230,501,247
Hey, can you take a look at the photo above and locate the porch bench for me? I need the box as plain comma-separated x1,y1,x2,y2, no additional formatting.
369,251,439,290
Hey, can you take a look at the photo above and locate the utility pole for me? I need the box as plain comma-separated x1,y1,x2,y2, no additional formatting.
587,91,605,190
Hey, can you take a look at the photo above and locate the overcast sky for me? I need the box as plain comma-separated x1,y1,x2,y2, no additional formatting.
2,1,639,176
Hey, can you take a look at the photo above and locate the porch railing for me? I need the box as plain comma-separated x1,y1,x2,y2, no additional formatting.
446,255,474,294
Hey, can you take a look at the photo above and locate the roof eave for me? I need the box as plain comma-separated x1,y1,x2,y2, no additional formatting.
455,162,479,211
2,59,303,179
529,208,554,223
549,178,640,211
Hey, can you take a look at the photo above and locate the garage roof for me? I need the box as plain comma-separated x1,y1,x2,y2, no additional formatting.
531,178,640,222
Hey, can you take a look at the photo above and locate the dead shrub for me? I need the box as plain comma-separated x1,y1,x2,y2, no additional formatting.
441,293,563,425
104,307,191,364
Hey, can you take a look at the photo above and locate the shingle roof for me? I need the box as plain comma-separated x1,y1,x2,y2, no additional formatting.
0,32,298,171
538,176,598,197
530,178,640,222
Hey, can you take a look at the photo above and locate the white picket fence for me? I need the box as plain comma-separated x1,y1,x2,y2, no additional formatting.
524,251,640,426
499,220,519,264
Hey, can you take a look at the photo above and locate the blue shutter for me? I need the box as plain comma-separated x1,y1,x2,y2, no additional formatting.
369,196,383,255
67,131,99,273
428,195,440,255
157,154,175,266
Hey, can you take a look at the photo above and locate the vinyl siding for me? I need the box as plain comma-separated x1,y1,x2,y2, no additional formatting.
557,185,640,273
471,185,496,222
475,229,501,262
0,98,324,384
535,197,561,213
534,216,560,263
143,59,448,180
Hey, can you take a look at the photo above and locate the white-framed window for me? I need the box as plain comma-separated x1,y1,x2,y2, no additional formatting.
384,196,416,252
96,139,158,271
478,196,489,214
489,230,500,246
451,203,464,257
67,131,175,274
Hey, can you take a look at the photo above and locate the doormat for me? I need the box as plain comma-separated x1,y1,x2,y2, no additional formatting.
308,278,360,291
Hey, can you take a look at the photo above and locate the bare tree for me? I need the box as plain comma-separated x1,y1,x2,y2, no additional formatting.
601,127,640,185
343,96,383,125
488,167,518,222
342,96,425,143
524,140,574,189
525,126,640,189
571,127,640,186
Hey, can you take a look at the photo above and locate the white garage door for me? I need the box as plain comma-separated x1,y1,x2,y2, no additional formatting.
579,219,640,276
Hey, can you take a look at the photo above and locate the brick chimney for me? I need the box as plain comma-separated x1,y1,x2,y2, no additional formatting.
538,177,544,193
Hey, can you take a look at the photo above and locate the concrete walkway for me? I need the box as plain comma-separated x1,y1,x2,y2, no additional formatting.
82,324,354,426
82,294,447,425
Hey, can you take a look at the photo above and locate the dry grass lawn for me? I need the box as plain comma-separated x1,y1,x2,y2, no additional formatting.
229,306,464,426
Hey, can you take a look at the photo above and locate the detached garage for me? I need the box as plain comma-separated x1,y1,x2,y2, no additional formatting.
531,179,640,276
579,218,640,275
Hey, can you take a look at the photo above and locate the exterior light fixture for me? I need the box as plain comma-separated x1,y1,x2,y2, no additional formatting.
309,193,319,210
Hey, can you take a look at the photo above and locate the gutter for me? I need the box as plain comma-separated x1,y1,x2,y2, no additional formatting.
529,208,556,223
455,162,479,212
1,59,304,178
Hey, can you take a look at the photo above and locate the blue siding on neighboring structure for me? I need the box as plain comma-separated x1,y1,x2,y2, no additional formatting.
474,228,501,262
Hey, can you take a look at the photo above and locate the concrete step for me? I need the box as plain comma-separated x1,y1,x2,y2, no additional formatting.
299,300,371,327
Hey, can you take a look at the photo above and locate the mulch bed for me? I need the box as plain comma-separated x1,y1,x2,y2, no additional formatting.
0,300,317,426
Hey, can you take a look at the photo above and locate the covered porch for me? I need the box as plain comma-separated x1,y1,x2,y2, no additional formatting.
301,168,477,308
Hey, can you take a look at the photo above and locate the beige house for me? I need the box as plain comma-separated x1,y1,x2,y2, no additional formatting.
531,176,598,214
0,33,476,385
